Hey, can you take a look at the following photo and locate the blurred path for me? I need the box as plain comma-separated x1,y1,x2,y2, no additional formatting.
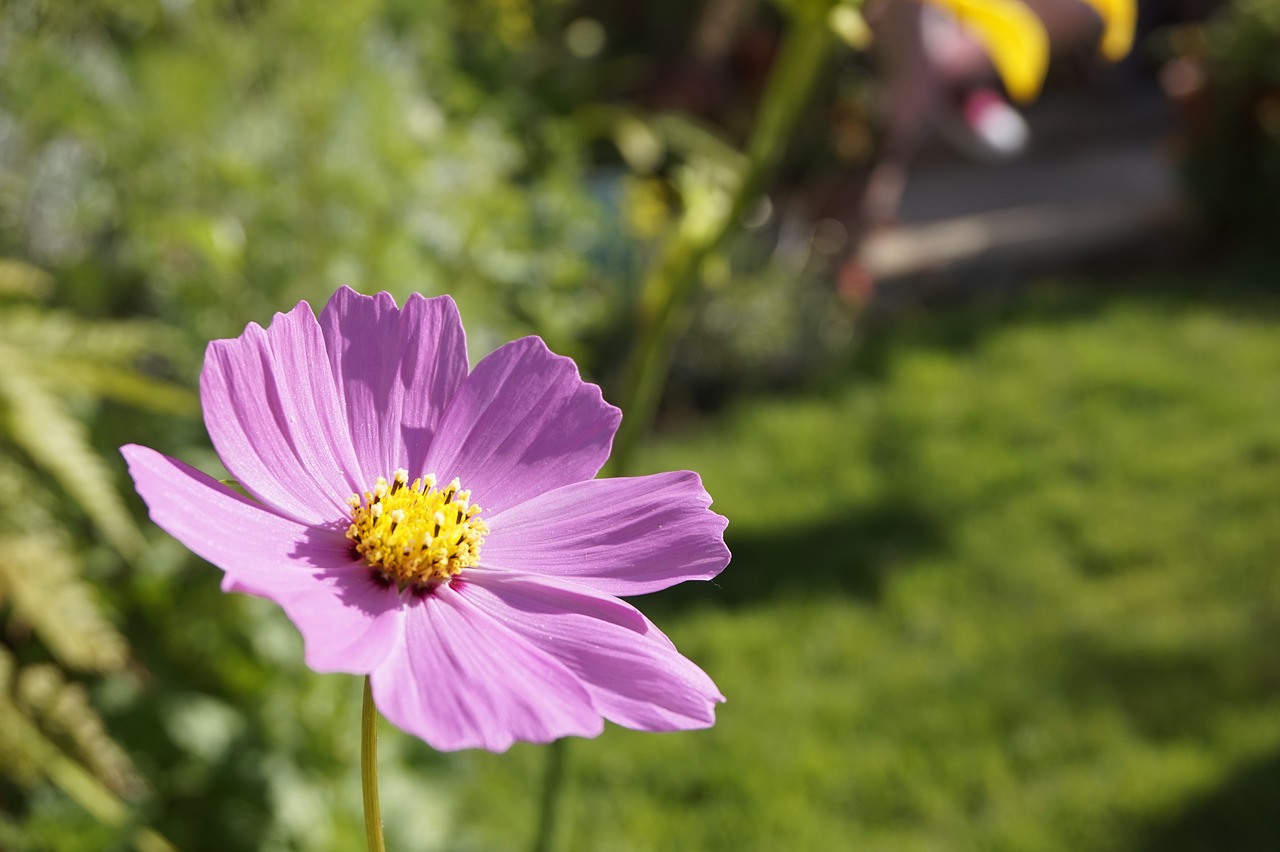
859,81,1191,306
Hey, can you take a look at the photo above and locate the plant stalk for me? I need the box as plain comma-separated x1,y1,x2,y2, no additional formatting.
531,737,568,852
362,676,387,852
608,3,838,477
534,9,839,851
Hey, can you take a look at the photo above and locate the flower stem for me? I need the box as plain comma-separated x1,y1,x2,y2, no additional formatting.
531,10,836,852
608,4,836,477
531,737,568,852
361,676,387,852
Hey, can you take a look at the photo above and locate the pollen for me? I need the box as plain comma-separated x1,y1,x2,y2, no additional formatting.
346,468,489,590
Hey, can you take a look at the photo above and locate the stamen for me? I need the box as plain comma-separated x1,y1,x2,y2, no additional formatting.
346,472,489,590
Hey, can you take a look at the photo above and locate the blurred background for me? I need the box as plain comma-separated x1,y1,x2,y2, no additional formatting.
2,0,1279,849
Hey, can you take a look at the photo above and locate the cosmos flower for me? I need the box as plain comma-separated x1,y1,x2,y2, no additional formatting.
122,287,728,752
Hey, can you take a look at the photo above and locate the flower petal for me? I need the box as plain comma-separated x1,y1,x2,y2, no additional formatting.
318,287,468,484
483,471,730,596
122,444,402,674
925,0,1049,103
464,572,723,732
1079,0,1135,61
201,300,364,525
370,581,602,752
424,336,620,516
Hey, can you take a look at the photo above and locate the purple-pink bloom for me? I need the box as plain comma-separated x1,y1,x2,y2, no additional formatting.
122,287,728,752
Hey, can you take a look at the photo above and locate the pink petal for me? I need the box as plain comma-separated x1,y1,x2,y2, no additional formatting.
318,287,468,485
463,572,723,732
483,471,730,596
424,337,620,515
201,301,365,525
122,444,403,674
370,581,602,752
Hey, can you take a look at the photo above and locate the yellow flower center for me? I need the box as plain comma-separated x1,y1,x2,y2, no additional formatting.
346,469,489,590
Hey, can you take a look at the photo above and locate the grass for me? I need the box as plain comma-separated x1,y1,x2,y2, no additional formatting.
449,271,1280,851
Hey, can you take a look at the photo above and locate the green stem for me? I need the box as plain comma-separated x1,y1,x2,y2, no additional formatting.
530,10,839,852
608,3,838,477
361,676,387,852
531,737,568,852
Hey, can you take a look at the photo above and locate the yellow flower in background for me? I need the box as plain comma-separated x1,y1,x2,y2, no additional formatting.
920,0,1136,102
1079,0,1136,61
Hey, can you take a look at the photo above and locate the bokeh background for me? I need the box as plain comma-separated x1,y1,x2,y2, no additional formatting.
2,0,1279,849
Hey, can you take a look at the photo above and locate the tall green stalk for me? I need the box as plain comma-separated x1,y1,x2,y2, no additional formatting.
607,2,838,477
533,5,840,850
531,737,568,852
362,676,387,852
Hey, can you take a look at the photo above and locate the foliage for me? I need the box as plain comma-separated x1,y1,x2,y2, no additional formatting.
0,0,614,358
671,224,855,399
0,0,865,393
1180,0,1280,242
0,267,194,846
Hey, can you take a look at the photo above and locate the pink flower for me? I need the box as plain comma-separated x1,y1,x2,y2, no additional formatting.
123,287,728,752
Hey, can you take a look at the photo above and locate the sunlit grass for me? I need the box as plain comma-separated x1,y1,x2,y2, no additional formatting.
455,274,1280,851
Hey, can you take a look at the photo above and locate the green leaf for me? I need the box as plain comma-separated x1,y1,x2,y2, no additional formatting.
0,533,128,673
0,369,145,560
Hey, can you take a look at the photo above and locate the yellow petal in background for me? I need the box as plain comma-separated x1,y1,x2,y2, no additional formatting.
923,0,1049,103
1078,0,1136,61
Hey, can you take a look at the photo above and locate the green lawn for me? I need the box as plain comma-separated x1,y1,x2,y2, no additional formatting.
452,273,1280,851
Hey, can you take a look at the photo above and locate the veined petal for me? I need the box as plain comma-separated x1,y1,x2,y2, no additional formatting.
483,472,730,596
1079,0,1135,61
924,0,1049,103
128,286,730,754
122,444,403,674
464,572,723,732
370,582,602,752
424,336,620,515
201,301,363,525
318,287,468,483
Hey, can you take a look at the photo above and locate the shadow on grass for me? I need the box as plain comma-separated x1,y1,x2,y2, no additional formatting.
833,259,1280,390
1050,623,1280,850
1053,631,1280,742
646,496,948,613
1132,748,1280,852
